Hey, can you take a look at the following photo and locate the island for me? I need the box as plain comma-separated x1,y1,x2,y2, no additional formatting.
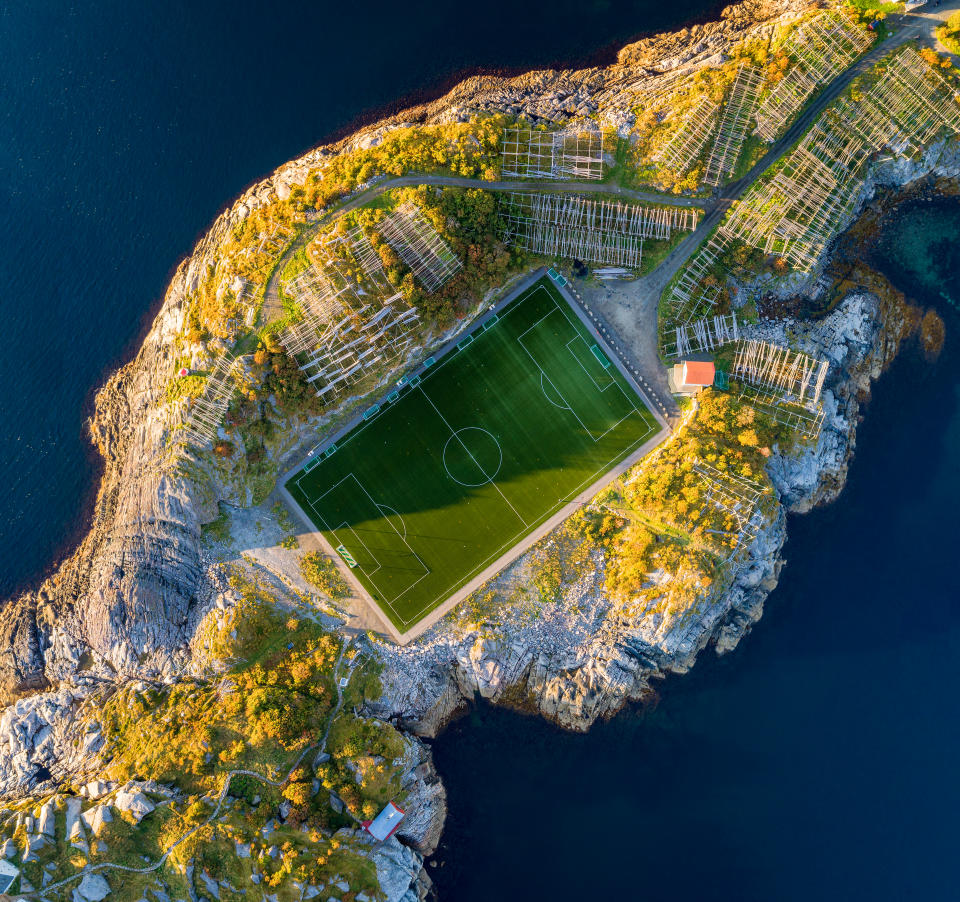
0,0,956,899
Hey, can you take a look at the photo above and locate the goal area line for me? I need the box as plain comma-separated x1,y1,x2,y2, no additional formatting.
280,268,671,641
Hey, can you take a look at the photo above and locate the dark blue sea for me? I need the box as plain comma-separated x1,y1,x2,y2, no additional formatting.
430,199,960,900
2,3,959,899
0,0,724,599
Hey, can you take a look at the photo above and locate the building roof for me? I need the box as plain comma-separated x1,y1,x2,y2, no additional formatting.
682,360,715,386
365,801,405,841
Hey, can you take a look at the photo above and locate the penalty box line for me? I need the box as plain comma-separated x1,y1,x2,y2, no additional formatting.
550,293,643,415
555,413,660,505
564,336,616,394
397,404,662,628
517,303,641,444
307,472,432,615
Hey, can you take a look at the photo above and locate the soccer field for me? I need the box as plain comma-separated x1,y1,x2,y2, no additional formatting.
285,276,659,632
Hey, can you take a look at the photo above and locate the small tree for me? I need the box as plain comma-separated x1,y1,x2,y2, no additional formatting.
300,552,350,599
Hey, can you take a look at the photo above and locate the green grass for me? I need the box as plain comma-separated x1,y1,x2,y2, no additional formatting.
286,276,658,630
639,230,689,275
729,133,768,182
938,12,960,56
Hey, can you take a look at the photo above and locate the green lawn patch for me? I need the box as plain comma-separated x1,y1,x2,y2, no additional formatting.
286,276,658,630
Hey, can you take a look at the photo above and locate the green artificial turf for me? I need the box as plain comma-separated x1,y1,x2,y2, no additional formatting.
286,277,657,630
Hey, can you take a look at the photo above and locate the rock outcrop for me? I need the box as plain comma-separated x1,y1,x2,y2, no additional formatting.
0,0,953,897
0,0,828,736
368,288,915,736
73,873,110,902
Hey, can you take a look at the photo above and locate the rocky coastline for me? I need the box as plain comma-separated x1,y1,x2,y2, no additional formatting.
0,0,957,899
367,275,921,740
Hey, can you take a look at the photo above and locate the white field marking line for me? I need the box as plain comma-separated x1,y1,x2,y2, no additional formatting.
293,284,553,482
551,294,642,411
377,503,407,538
396,283,553,392
442,428,504,487
517,310,639,444
336,524,384,575
563,347,638,442
418,387,529,527
565,336,616,393
540,372,571,410
515,303,565,343
296,282,657,627
350,474,432,610
517,337,589,434
304,492,383,576
539,293,650,434
313,472,430,611
391,413,660,627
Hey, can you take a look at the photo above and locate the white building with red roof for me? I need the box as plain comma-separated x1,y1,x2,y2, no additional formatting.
363,801,405,841
669,359,715,395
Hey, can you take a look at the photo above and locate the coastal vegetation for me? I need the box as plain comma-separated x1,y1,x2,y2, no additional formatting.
300,551,350,599
183,115,508,341
626,7,876,194
450,385,784,635
845,0,904,27
8,4,960,902
603,389,781,602
193,182,528,504
0,570,413,900
937,11,960,56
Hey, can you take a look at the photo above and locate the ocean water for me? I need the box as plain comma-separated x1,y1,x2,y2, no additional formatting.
429,198,960,900
0,0,723,599
5,6,960,897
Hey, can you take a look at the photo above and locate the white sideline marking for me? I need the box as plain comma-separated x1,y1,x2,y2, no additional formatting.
292,281,661,628
336,524,383,575
564,337,615,393
518,306,638,443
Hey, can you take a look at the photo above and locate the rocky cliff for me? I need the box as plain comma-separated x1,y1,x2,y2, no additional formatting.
0,0,819,710
366,287,916,736
0,0,953,898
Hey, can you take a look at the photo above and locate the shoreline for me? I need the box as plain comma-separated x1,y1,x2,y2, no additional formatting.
2,2,959,898
425,283,958,897
0,0,731,610
314,0,732,146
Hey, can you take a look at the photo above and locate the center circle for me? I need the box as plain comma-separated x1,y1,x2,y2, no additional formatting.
442,427,503,487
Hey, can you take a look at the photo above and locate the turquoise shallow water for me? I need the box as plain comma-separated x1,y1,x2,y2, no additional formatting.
5,6,960,897
429,197,960,900
873,195,960,311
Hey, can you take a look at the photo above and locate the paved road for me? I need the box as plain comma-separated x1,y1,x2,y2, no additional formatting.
262,1,960,416
580,2,960,420
349,173,707,209
920,0,960,65
262,175,708,320
657,3,958,292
